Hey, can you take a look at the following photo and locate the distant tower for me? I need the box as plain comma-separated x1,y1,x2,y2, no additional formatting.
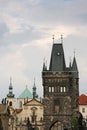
6,78,15,108
7,77,14,98
42,36,79,130
32,78,38,99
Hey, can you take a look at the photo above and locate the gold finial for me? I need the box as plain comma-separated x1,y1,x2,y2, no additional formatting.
52,35,54,43
61,34,63,43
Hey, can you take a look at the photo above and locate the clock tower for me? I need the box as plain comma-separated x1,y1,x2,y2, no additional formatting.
42,39,79,130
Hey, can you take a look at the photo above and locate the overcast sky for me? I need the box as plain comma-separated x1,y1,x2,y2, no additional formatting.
0,0,87,101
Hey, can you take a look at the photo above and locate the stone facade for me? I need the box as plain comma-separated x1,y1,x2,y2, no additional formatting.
42,42,79,130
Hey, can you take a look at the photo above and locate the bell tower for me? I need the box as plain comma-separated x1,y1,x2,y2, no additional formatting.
42,36,79,130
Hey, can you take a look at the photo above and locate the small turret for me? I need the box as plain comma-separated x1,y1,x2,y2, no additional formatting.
32,78,38,99
72,56,78,72
43,58,47,71
7,77,15,98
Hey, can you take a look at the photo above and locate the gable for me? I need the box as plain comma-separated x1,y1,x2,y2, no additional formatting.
24,99,42,106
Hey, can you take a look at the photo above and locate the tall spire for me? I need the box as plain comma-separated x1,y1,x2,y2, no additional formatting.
32,78,38,99
7,77,15,98
72,51,78,72
72,56,78,72
43,58,47,71
49,42,66,71
69,57,72,71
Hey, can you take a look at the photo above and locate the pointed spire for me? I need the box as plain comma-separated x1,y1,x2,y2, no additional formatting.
7,77,15,98
69,57,72,70
49,42,66,71
32,78,38,99
9,77,12,89
72,54,78,72
43,58,47,71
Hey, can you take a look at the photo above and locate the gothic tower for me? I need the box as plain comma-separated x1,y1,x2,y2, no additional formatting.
42,37,79,130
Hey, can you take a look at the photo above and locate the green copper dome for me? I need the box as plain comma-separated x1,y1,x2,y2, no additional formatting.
18,86,33,98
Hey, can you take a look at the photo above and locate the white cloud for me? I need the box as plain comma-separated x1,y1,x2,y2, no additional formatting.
0,0,87,101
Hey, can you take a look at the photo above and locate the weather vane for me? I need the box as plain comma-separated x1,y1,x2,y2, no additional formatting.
61,34,63,43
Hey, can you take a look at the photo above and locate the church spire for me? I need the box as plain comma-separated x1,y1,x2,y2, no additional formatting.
7,77,15,98
32,78,38,99
43,58,47,71
72,55,78,72
72,51,78,72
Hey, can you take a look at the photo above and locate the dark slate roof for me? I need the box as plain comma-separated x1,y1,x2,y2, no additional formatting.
72,56,78,72
49,43,66,71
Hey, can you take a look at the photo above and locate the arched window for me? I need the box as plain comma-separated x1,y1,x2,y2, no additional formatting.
9,101,12,106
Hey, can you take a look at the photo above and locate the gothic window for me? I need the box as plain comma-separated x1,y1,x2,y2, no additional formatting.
52,87,54,92
49,87,51,92
60,86,66,92
64,87,66,92
60,87,63,92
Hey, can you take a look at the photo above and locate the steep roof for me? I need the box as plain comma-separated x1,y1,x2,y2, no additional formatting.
49,43,66,71
18,86,33,98
79,94,87,105
72,56,78,72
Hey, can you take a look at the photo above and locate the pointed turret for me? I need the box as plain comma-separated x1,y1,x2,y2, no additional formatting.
49,43,66,71
72,56,78,72
7,77,15,98
32,78,38,99
43,58,47,71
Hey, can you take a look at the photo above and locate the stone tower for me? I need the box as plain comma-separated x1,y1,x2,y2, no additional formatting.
42,38,79,130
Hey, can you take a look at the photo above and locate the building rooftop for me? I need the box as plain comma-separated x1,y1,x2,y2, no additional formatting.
79,94,87,105
18,86,33,98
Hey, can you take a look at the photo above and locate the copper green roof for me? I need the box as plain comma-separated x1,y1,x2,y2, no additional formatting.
18,86,33,98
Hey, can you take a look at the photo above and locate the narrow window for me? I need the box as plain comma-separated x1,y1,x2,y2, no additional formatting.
82,108,85,113
64,87,66,92
52,87,54,92
49,87,51,92
60,87,63,92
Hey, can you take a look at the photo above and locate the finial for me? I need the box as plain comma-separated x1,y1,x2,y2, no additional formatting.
74,49,76,57
10,77,12,83
61,34,63,43
52,35,55,44
10,77,12,86
69,56,72,68
34,77,35,85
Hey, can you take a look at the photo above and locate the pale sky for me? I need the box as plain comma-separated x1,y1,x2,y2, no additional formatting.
0,0,87,101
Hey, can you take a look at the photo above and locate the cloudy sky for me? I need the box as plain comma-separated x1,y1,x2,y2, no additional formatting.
0,0,87,101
